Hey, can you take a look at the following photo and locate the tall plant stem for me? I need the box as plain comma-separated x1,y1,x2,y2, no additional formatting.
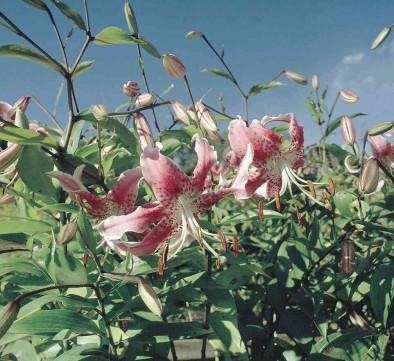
201,251,212,360
201,34,249,122
93,286,119,361
136,43,160,132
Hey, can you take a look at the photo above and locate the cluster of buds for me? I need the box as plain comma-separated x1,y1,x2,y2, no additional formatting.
122,81,140,97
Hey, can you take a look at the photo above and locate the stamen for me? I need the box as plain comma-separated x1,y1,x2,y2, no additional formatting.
328,177,336,196
258,201,264,221
307,180,316,199
232,235,239,256
274,192,282,212
218,230,228,252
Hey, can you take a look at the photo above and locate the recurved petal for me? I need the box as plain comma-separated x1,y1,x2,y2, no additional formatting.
96,203,165,241
0,102,12,124
191,137,217,193
195,188,234,213
104,218,178,257
107,167,143,214
228,118,253,161
47,170,88,193
369,135,391,159
141,146,191,207
249,120,282,164
254,171,282,199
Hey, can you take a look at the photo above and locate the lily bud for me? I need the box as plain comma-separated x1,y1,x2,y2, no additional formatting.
171,101,190,125
358,157,379,195
185,31,203,40
135,93,154,108
339,89,359,104
134,112,154,150
341,238,355,276
0,299,20,338
195,101,217,131
91,104,108,121
371,26,391,50
312,74,319,90
57,222,78,245
162,53,186,78
341,116,356,145
284,70,308,85
137,278,163,316
0,143,23,172
122,81,140,97
0,193,15,205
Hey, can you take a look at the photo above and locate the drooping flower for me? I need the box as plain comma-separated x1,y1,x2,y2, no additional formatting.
227,113,316,201
122,81,140,97
0,96,30,125
96,137,251,257
48,166,143,218
369,134,394,168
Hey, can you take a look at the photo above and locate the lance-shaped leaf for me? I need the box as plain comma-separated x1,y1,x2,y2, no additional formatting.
0,44,64,74
0,125,58,147
124,0,138,34
50,0,86,30
248,80,282,97
94,27,143,45
22,0,48,10
72,60,95,79
137,278,163,317
368,121,394,136
139,36,161,58
202,67,233,81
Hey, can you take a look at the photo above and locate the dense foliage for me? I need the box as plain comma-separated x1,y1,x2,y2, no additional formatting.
0,1,394,360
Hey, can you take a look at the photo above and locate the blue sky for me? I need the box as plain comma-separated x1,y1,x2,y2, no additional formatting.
1,0,394,144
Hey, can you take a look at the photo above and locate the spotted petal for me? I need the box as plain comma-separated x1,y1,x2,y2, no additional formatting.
228,118,252,164
141,146,191,208
96,203,165,241
191,137,217,193
104,218,178,257
107,167,143,214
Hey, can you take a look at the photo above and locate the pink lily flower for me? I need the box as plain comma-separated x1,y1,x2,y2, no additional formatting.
48,166,143,218
369,134,394,169
228,113,313,200
0,96,30,125
96,137,251,257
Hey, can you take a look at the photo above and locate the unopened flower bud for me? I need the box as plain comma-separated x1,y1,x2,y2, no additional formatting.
162,53,186,78
339,89,359,104
341,238,355,276
137,278,163,316
0,193,15,205
358,157,379,195
312,74,319,90
185,31,203,40
371,26,392,50
134,112,154,150
135,93,154,108
171,101,190,125
341,116,356,145
122,81,140,97
91,104,108,121
284,70,308,85
195,101,217,131
57,222,78,245
0,299,20,338
0,143,23,172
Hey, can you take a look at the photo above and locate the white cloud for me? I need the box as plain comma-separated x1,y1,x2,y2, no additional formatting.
342,51,365,65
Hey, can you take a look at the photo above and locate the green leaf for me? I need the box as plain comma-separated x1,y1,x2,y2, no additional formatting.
333,191,356,218
46,245,88,285
72,60,94,79
22,0,48,10
0,219,52,235
0,44,64,74
50,0,86,30
94,27,142,45
54,344,106,361
9,309,103,336
102,117,138,151
370,264,394,326
324,143,351,161
0,126,58,147
139,36,161,58
325,113,366,137
202,67,233,81
77,211,97,252
368,121,394,136
16,146,56,197
124,0,138,34
0,257,51,280
248,80,283,97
